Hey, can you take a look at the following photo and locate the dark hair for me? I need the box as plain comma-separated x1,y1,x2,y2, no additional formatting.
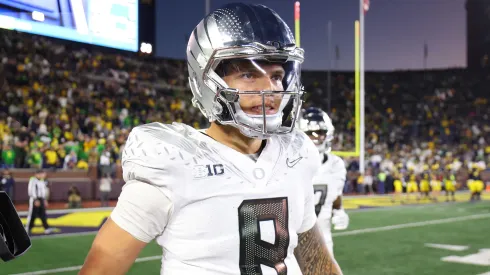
215,59,286,78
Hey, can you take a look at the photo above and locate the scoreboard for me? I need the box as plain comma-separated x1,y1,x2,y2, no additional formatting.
0,0,139,52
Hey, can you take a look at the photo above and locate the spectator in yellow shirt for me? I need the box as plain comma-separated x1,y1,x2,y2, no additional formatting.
357,174,364,194
44,148,59,169
76,159,89,170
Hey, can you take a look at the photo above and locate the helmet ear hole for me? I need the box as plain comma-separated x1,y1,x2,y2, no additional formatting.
280,97,297,127
215,97,233,122
212,101,223,115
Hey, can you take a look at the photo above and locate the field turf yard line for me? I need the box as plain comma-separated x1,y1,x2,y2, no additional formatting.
333,213,490,237
9,256,161,275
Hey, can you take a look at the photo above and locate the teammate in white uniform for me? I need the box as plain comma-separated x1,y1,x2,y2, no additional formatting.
80,3,342,275
297,107,349,256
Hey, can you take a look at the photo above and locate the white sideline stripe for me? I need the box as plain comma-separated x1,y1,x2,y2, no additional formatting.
15,213,490,274
332,213,490,237
9,256,161,275
477,272,490,275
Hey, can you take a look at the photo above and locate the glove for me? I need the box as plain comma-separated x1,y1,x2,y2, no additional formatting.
332,209,349,230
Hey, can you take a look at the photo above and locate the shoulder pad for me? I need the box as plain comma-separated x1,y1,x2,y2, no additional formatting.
278,128,312,157
122,122,200,169
329,153,346,168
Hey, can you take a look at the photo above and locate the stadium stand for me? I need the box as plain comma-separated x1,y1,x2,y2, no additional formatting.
0,30,488,204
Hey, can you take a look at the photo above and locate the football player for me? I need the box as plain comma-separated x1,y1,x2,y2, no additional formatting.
468,168,484,201
79,3,342,275
391,172,404,204
297,107,348,257
418,173,430,201
430,173,442,202
406,172,420,201
443,170,456,202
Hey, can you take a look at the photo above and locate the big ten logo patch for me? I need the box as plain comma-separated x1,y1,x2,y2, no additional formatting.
193,164,225,178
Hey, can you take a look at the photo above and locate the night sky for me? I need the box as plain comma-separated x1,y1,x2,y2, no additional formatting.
155,0,466,71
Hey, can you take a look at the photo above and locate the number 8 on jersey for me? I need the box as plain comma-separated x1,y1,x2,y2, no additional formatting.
238,198,290,275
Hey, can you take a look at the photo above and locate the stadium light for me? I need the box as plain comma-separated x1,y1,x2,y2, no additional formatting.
140,42,153,54
32,11,45,22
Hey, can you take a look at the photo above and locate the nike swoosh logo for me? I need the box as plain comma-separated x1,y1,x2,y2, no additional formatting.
286,156,303,168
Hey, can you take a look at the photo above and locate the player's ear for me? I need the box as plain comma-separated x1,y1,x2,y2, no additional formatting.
0,192,32,262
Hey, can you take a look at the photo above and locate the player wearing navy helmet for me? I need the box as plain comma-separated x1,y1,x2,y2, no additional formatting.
297,107,349,257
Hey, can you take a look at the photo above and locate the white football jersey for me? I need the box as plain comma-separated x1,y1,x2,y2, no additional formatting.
311,152,346,244
110,122,320,275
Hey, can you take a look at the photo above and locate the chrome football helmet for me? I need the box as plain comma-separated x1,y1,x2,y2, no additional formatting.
186,3,305,139
297,107,335,153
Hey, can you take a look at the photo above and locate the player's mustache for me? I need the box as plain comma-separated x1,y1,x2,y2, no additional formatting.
243,96,280,108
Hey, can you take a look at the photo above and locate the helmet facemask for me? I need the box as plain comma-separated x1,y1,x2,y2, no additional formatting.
307,129,334,153
305,129,328,147
195,43,305,139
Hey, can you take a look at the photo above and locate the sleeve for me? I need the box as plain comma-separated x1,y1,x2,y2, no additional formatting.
27,178,36,199
331,156,347,197
110,180,173,243
297,133,321,234
41,180,48,199
110,127,175,243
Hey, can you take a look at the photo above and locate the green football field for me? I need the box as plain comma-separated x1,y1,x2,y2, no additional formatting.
2,199,489,275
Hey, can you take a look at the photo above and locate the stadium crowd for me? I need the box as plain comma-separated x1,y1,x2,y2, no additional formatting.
303,70,489,193
0,30,488,194
0,30,206,174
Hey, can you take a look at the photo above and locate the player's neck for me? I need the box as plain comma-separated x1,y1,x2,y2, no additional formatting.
205,122,264,155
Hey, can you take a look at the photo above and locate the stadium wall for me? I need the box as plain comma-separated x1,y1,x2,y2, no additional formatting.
9,168,489,204
10,168,124,203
